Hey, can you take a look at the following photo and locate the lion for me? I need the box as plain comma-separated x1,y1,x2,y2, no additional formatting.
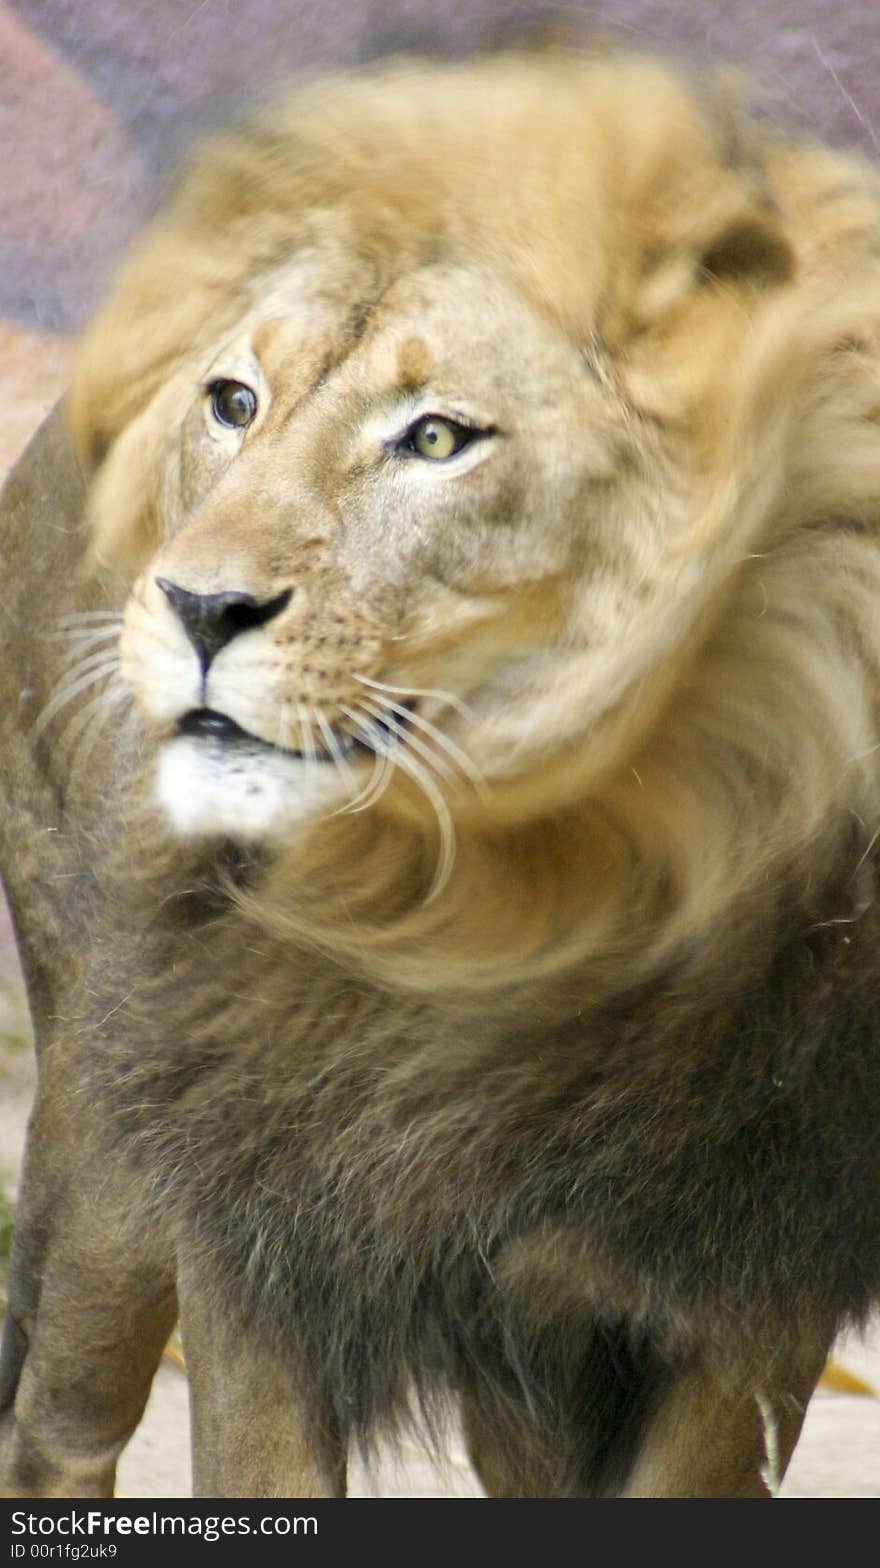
2,43,880,1498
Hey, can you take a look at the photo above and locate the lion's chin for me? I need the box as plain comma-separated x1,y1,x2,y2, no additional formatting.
155,732,351,841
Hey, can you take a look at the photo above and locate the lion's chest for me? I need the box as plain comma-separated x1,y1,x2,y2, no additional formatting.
88,899,880,1435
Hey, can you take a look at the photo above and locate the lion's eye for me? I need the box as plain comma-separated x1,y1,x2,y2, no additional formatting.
402,415,480,461
208,379,258,429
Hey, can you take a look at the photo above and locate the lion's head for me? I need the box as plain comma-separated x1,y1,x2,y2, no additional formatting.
66,48,880,984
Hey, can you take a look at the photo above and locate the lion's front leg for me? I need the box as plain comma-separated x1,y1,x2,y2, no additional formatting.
619,1351,829,1498
0,1083,177,1498
460,1323,830,1498
177,1266,346,1498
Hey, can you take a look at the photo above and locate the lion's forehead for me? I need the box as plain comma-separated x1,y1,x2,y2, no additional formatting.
217,252,591,433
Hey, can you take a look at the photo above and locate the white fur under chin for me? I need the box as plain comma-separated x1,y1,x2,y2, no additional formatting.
156,733,351,841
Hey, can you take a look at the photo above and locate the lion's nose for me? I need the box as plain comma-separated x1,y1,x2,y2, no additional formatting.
156,577,293,671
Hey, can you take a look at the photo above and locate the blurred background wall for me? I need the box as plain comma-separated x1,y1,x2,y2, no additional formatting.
2,1,878,341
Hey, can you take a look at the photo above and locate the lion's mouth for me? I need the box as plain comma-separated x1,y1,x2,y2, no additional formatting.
177,706,409,761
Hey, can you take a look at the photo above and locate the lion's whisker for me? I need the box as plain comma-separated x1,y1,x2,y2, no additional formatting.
50,623,123,654
359,695,489,799
336,706,398,814
55,643,124,680
389,745,457,901
58,631,122,665
55,611,124,627
332,751,394,817
57,678,130,766
357,698,459,786
313,703,358,791
352,672,476,723
33,654,122,739
295,702,319,768
349,753,395,815
339,703,455,896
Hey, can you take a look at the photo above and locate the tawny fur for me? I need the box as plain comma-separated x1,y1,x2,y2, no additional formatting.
2,45,880,1497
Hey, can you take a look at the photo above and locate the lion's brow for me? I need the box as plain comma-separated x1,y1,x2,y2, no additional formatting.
264,274,409,426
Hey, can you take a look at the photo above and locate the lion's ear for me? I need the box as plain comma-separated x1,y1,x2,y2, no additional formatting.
697,208,793,288
611,63,795,336
630,185,794,333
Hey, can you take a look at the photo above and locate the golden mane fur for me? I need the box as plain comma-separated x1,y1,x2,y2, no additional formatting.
69,47,880,998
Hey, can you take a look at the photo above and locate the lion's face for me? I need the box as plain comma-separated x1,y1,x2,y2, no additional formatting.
114,238,679,845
